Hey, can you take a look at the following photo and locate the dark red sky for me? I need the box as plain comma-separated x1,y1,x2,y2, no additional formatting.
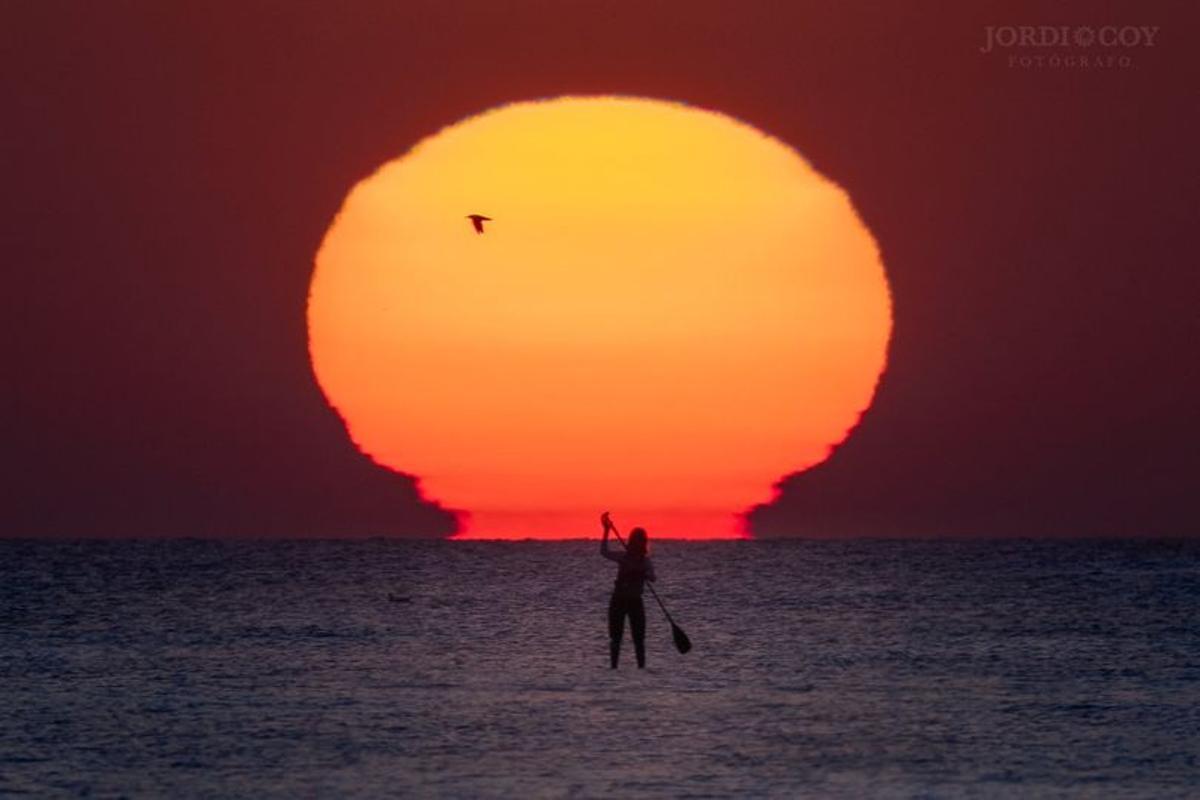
4,2,1197,537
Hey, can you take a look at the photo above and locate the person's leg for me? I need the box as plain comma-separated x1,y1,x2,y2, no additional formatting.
630,597,646,668
608,595,625,668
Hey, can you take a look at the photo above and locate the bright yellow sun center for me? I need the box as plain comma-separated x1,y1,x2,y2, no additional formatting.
308,96,892,539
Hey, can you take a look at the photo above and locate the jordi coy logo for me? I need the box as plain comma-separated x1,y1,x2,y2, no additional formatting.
979,25,1159,69
980,25,1160,53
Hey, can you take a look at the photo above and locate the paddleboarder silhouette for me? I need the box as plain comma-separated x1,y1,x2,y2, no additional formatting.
600,512,656,668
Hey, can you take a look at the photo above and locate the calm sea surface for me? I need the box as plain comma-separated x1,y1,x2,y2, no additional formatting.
2,539,1198,798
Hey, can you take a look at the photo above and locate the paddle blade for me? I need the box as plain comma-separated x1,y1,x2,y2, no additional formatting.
671,622,692,654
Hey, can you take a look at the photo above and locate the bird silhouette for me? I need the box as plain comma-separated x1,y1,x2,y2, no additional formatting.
466,214,492,234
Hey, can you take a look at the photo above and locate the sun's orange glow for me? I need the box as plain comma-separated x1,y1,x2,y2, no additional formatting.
308,96,891,539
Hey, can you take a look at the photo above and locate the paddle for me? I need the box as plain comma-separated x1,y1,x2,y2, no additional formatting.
604,513,692,655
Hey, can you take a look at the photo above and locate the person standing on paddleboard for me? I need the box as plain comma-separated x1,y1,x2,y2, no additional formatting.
600,511,656,669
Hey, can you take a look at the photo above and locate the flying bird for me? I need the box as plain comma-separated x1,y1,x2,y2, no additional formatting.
466,214,492,234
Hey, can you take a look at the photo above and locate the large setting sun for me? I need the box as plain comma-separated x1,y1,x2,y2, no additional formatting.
308,95,891,539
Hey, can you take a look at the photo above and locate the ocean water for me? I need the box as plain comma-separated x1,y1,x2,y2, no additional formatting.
1,539,1198,798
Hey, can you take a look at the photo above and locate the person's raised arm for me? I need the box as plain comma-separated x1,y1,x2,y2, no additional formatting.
600,512,622,562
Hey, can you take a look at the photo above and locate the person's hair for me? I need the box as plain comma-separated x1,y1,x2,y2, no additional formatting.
627,527,649,559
